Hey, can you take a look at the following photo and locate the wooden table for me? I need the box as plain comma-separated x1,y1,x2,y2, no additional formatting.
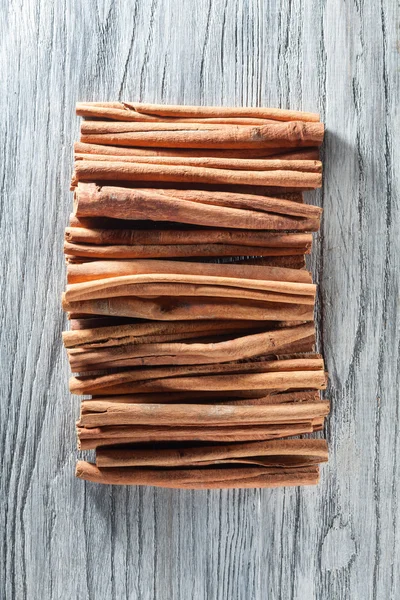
1,1,399,598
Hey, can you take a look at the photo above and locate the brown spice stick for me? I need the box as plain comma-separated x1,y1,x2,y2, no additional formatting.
66,257,312,284
75,460,320,488
68,335,315,371
88,388,317,399
74,141,320,160
80,120,323,143
77,423,316,449
65,329,266,350
75,154,322,172
74,159,322,189
73,183,320,226
119,188,318,218
100,371,326,394
96,438,328,468
73,184,319,230
67,323,315,369
79,399,330,427
70,358,325,395
86,390,322,405
64,271,316,301
79,123,324,150
64,282,314,306
62,319,267,348
64,240,310,260
70,355,324,393
78,101,320,122
66,254,306,278
63,296,315,323
65,227,312,248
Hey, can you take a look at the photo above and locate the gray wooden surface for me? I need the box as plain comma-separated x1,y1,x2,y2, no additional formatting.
1,1,399,598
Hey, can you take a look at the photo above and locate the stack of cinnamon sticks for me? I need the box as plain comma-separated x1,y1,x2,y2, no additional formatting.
63,102,328,489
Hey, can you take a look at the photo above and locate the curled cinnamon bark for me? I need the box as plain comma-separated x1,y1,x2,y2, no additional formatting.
95,438,328,468
74,141,320,160
84,390,322,405
69,355,326,395
74,159,322,189
74,154,322,172
67,323,315,370
63,319,266,348
78,399,330,427
77,101,320,122
77,422,317,448
75,185,319,218
66,257,312,284
65,227,312,248
64,240,310,260
80,121,324,150
63,296,315,323
64,270,316,302
73,184,321,230
75,460,320,488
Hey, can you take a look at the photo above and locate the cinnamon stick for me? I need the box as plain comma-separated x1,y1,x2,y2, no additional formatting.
74,159,322,189
66,257,312,284
75,460,320,488
77,101,320,122
80,123,324,151
85,390,322,405
66,253,306,276
64,240,310,260
73,184,320,230
74,141,320,161
75,154,322,172
70,355,326,395
62,319,267,348
68,336,315,370
65,320,313,351
65,227,312,248
64,282,315,306
95,438,328,468
77,423,316,449
67,323,315,370
78,399,330,427
76,185,318,217
63,296,315,323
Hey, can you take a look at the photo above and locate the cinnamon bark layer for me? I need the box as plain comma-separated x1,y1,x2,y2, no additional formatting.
95,438,328,468
78,399,330,427
80,120,324,150
64,241,311,260
70,354,326,395
66,258,313,284
75,461,320,488
66,323,315,370
74,141,320,160
74,159,322,189
65,227,312,247
77,102,320,122
73,184,321,230
77,423,319,449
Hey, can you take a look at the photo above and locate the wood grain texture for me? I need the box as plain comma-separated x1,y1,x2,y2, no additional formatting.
0,0,399,598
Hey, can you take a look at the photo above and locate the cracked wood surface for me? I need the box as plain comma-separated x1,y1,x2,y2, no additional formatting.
0,0,399,598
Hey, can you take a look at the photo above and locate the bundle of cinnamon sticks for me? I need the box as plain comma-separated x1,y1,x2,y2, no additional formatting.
63,102,328,489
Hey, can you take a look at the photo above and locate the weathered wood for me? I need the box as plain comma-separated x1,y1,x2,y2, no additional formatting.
0,0,398,599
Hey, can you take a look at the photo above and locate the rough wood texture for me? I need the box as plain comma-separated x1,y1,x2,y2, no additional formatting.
0,1,398,599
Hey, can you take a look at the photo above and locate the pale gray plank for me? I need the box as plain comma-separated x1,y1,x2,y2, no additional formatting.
0,0,399,599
